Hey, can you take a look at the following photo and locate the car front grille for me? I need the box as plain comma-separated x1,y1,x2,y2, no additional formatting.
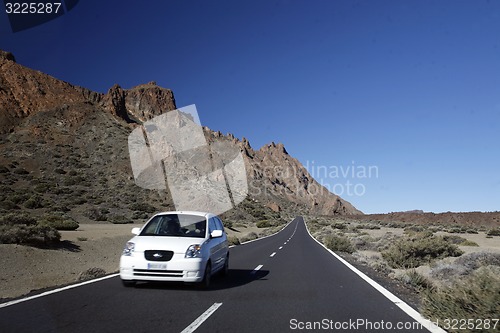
144,250,174,261
133,269,183,277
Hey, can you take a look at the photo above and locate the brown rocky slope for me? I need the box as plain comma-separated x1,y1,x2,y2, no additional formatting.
0,50,360,227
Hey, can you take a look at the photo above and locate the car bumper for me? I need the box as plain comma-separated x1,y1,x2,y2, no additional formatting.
119,254,206,283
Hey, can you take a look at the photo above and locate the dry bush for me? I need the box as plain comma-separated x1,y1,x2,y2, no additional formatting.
78,267,106,281
382,233,463,269
423,266,500,332
324,234,354,254
396,270,435,292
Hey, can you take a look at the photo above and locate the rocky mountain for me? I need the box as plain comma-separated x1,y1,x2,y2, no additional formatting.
0,50,361,226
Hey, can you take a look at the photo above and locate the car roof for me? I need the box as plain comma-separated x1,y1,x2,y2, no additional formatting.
153,211,216,219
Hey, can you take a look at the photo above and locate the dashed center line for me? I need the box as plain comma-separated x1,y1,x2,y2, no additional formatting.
270,252,276,257
279,246,283,250
251,265,263,274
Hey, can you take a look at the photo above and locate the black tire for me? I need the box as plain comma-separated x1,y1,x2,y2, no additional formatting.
122,280,136,288
199,262,211,289
221,254,229,277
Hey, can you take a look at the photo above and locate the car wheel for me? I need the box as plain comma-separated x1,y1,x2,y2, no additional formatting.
122,280,136,288
221,254,229,277
199,262,211,289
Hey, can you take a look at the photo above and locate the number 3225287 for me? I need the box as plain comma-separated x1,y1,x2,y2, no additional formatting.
5,2,62,14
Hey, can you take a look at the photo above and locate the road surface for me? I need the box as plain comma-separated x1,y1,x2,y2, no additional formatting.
0,217,435,332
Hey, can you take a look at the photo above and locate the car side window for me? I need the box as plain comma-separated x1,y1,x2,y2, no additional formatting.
208,218,217,234
215,217,224,232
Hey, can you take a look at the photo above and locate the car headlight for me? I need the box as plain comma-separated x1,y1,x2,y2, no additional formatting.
122,242,135,256
185,244,202,258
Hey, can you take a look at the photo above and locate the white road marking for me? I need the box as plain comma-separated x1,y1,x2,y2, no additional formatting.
0,273,120,309
251,265,263,274
180,302,222,333
304,222,446,333
270,252,276,257
279,246,283,250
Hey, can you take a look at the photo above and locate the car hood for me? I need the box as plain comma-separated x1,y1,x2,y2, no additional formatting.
131,236,204,253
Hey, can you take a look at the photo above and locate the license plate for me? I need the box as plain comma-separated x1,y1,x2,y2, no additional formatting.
147,263,167,270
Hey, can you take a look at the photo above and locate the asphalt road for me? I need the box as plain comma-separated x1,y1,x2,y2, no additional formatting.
0,217,434,332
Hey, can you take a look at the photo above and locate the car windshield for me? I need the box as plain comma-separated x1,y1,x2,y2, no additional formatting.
139,214,207,238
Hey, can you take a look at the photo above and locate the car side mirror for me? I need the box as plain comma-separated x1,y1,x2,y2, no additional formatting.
210,230,223,238
131,227,140,235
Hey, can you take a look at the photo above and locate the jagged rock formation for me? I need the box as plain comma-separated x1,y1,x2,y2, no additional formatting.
204,131,361,215
0,54,176,133
0,50,361,218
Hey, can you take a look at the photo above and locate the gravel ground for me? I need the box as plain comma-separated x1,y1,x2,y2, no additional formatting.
0,224,142,300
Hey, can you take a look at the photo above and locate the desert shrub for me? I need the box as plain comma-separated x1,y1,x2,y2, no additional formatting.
24,195,44,209
0,213,37,226
130,202,156,213
52,187,73,195
109,215,132,224
227,236,240,246
78,267,106,281
455,252,500,271
8,193,29,205
357,223,381,230
332,222,347,230
131,211,148,220
486,228,500,236
256,220,271,228
240,232,258,243
404,225,426,233
430,252,500,284
442,235,476,246
397,270,434,291
54,168,66,174
369,260,393,275
382,233,463,269
48,204,70,213
63,175,85,186
422,267,500,331
86,207,109,221
0,200,18,210
13,167,29,175
448,226,468,234
34,182,53,193
40,214,79,230
0,224,60,244
324,234,354,254
222,219,233,229
71,197,87,205
430,262,469,281
460,240,479,247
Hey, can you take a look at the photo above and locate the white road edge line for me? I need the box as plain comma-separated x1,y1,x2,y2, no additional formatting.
304,221,446,333
0,273,120,309
180,302,222,333
270,252,276,257
251,265,263,274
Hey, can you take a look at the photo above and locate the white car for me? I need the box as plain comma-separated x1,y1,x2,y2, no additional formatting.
120,211,229,288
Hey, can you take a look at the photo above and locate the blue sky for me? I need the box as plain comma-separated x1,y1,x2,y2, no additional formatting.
2,0,499,213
